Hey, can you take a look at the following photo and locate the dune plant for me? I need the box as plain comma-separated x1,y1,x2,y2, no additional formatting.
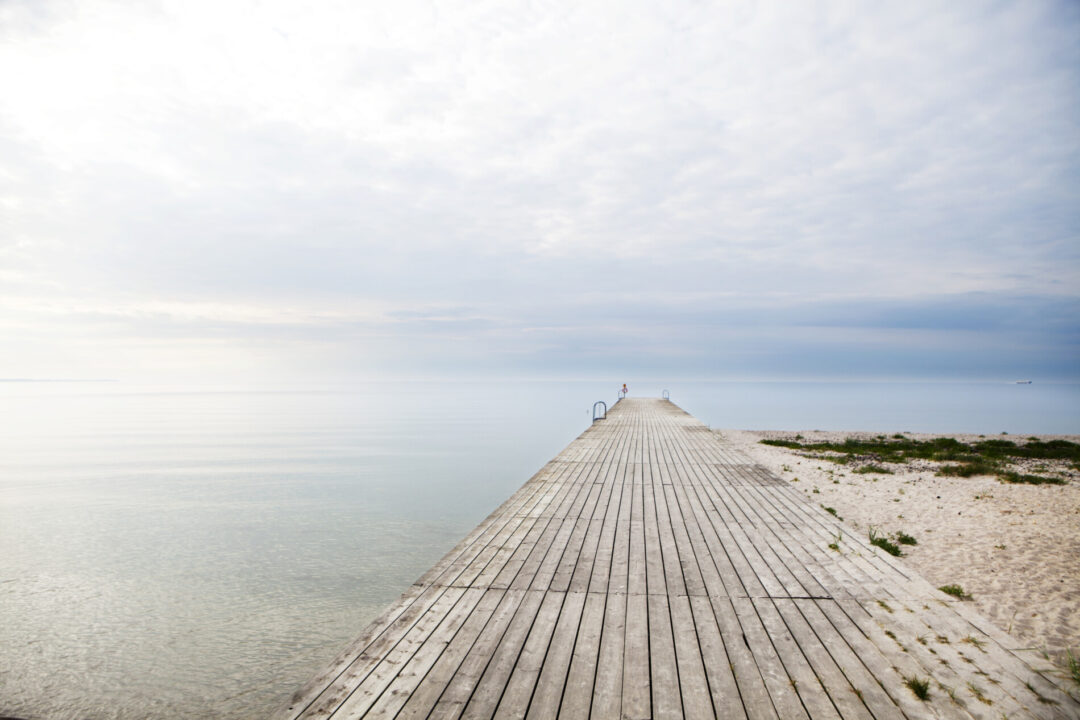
758,435,1078,483
896,531,917,545
1066,649,1080,688
868,527,902,556
938,584,972,600
904,676,930,701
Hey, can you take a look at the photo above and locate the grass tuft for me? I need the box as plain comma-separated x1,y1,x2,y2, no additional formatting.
868,527,902,556
1025,681,1058,705
938,462,996,477
904,676,931,701
895,531,917,545
853,463,893,474
1066,648,1080,688
1000,471,1065,485
961,635,986,652
967,682,992,705
938,584,972,600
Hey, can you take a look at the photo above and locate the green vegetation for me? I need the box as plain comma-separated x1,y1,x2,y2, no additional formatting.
939,584,972,600
868,527,902,556
758,435,1077,484
999,471,1064,485
1066,648,1080,688
895,531,917,546
904,676,931,701
941,683,965,706
961,635,986,651
1026,681,1058,705
827,531,842,552
967,682,992,705
853,464,893,474
938,461,997,477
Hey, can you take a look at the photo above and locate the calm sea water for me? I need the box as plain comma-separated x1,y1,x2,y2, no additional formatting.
2,379,1077,719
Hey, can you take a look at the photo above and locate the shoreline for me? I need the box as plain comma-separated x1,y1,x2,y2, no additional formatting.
723,427,1080,674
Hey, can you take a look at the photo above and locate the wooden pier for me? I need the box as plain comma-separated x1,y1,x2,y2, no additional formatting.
275,398,1078,719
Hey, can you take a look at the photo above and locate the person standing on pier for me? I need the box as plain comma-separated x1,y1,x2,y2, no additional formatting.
621,383,628,397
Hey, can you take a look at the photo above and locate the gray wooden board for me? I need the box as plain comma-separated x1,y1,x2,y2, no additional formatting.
557,591,605,717
277,399,1080,720
687,594,754,719
525,590,588,720
393,588,507,720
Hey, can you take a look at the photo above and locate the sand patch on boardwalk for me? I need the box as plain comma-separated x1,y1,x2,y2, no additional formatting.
723,428,1080,671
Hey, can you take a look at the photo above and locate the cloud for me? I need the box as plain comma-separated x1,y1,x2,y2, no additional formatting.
0,0,1077,380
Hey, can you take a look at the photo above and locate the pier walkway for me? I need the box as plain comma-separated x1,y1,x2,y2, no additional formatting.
275,398,1078,719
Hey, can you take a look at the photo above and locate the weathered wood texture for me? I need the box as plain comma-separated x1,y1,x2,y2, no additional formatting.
275,399,1079,720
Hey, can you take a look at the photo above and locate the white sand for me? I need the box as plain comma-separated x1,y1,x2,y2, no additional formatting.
722,428,1080,671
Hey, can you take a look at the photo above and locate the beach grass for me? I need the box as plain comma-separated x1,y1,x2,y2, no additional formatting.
1067,649,1080,687
853,463,893,474
759,435,1077,484
896,531,918,545
868,527,903,556
903,676,931,700
939,584,972,600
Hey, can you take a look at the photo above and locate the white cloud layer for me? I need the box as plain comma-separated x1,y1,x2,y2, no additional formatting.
1,0,1077,380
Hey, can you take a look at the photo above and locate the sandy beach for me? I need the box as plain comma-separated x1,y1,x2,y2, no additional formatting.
723,428,1080,675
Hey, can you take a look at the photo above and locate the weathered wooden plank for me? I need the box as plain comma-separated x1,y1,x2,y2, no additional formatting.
789,599,906,720
643,461,669,599
647,592,682,719
686,594,751,719
661,483,707,597
621,592,651,720
309,587,468,719
351,587,489,719
394,588,507,720
645,458,686,602
822,594,985,720
605,462,633,597
770,598,873,720
585,431,632,596
558,591,606,717
525,590,588,720
459,589,548,719
426,588,527,718
591,586,626,720
751,597,841,720
668,594,713,720
730,595,810,720
493,590,566,720
666,475,739,599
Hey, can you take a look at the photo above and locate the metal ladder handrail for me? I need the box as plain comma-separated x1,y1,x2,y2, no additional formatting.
592,401,607,422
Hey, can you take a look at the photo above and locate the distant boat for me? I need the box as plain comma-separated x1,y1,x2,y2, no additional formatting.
1015,380,1033,384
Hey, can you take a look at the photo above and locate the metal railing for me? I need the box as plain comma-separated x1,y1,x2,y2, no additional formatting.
592,401,607,422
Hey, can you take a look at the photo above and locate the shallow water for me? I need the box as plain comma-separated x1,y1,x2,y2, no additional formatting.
1,379,1076,719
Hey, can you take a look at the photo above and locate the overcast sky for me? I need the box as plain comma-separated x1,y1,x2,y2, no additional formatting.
1,0,1077,382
